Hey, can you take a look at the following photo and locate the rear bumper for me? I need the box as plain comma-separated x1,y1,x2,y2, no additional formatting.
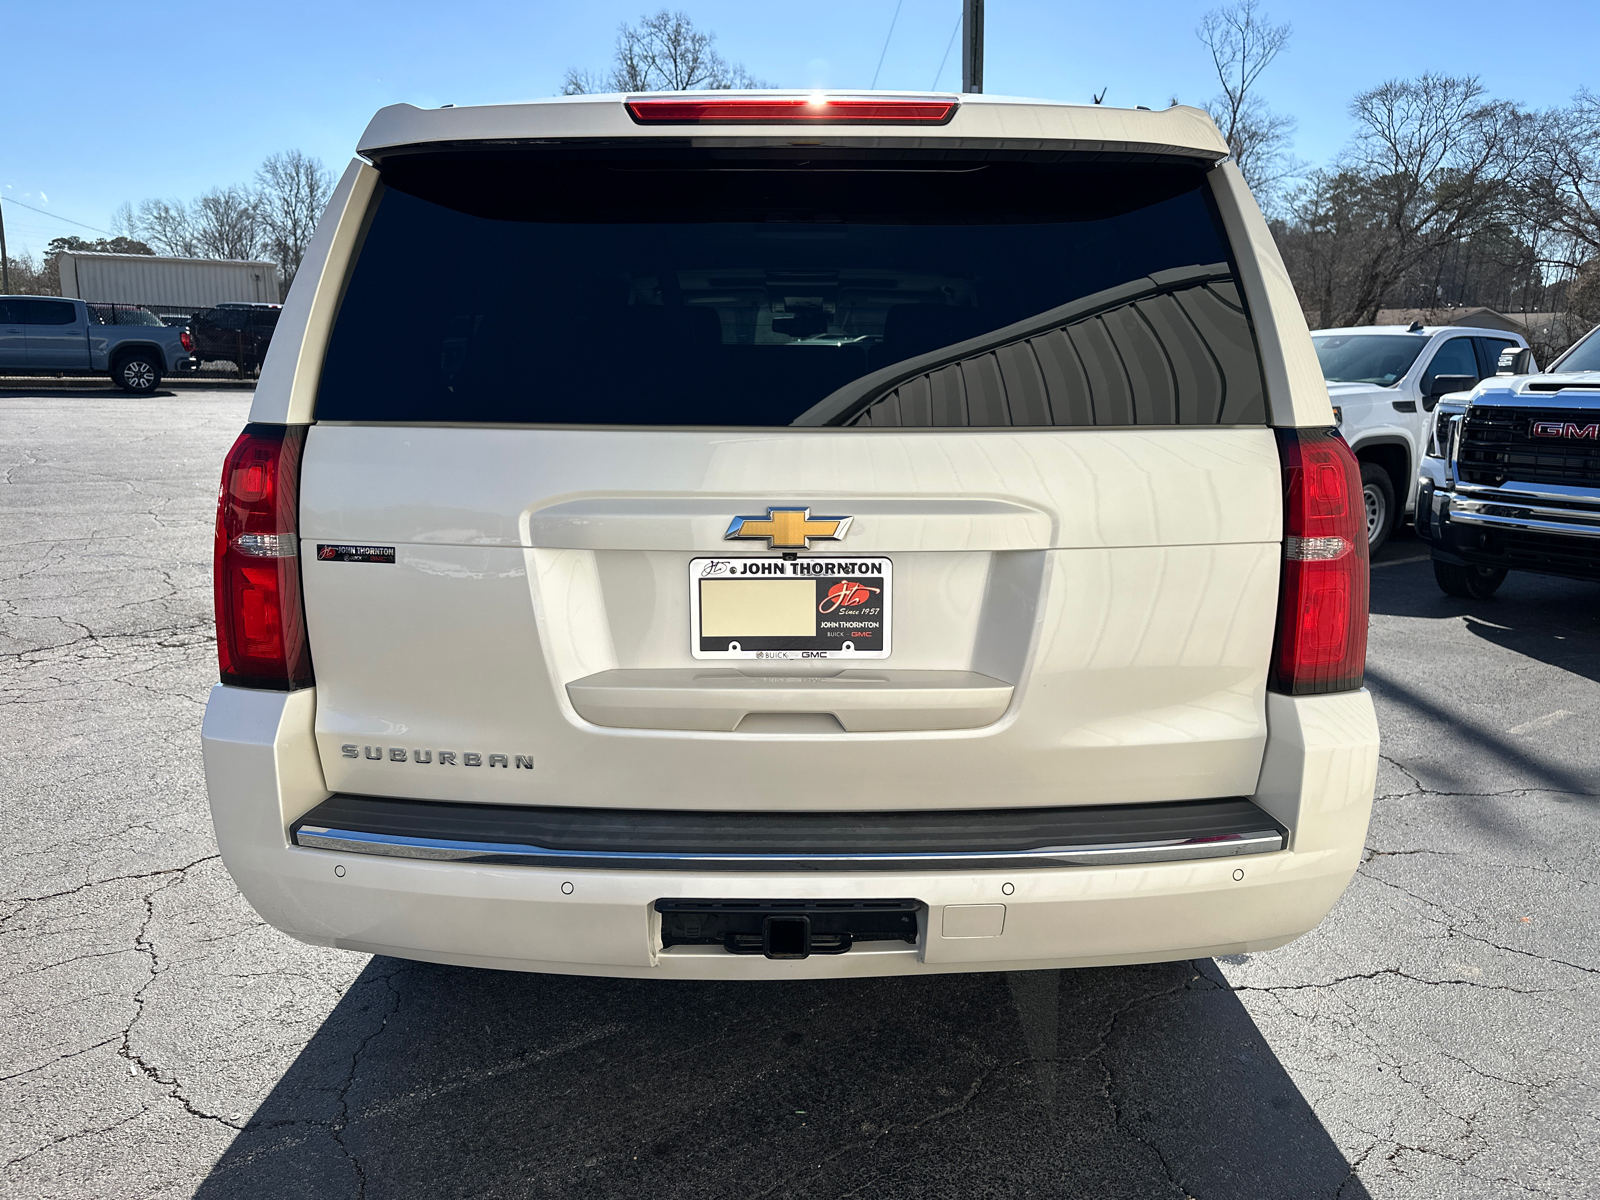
202,685,1378,979
290,792,1288,871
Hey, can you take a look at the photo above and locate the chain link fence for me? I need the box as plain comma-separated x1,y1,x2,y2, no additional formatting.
99,301,282,380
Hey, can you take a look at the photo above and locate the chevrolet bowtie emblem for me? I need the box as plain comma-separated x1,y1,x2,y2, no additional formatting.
724,507,853,550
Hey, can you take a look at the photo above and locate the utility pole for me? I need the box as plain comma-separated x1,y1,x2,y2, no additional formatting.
961,0,984,93
0,199,10,294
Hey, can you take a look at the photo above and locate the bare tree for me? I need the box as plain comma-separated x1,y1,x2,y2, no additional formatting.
1515,91,1600,352
190,186,261,260
1197,0,1297,202
1568,260,1600,326
1528,91,1600,265
561,69,608,96
563,10,766,94
1278,75,1537,327
122,198,199,258
120,152,331,279
1347,75,1536,317
256,150,334,288
109,202,137,241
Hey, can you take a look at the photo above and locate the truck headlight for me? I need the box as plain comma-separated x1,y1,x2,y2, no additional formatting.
1426,412,1452,458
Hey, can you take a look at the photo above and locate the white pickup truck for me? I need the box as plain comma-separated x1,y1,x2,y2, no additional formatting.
202,92,1379,979
0,295,193,391
1311,324,1531,552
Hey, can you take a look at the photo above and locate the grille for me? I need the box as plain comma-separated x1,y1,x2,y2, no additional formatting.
1459,405,1600,487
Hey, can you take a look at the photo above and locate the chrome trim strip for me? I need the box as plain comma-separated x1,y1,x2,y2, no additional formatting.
1456,481,1600,508
1451,497,1600,525
1447,509,1600,539
292,826,1285,870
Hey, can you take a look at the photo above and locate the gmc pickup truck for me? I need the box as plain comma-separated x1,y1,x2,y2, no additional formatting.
1312,323,1531,553
0,295,193,392
202,92,1379,980
1420,327,1600,597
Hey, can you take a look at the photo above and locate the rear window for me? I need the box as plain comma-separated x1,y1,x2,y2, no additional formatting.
317,150,1265,428
201,309,247,330
88,304,164,327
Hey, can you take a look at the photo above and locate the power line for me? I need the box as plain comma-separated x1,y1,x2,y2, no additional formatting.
871,0,904,90
0,195,114,236
932,10,962,91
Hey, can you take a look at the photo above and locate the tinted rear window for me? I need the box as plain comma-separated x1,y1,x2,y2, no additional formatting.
317,150,1265,428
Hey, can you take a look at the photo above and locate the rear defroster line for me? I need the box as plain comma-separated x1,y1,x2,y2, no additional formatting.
291,795,1286,871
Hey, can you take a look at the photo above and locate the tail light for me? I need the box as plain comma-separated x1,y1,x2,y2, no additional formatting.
1269,428,1368,695
625,96,958,125
213,424,313,689
180,329,193,352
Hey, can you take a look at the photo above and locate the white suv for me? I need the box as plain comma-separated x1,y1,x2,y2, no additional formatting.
1312,324,1531,552
201,92,1379,979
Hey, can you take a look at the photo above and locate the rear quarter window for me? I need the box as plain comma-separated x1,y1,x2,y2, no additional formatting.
316,150,1266,429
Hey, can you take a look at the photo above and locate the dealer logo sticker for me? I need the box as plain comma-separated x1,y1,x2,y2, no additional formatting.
318,544,396,563
819,580,880,613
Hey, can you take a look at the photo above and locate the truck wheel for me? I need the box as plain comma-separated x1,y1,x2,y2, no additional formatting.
1433,558,1507,599
1360,462,1395,554
113,352,162,394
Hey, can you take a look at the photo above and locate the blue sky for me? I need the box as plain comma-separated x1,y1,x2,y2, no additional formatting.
3,0,1596,257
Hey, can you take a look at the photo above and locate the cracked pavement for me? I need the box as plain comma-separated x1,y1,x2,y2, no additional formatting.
4,390,1598,1198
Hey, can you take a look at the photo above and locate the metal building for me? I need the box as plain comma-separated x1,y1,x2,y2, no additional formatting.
57,252,281,310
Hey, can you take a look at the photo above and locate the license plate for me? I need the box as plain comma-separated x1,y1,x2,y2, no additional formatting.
689,556,891,660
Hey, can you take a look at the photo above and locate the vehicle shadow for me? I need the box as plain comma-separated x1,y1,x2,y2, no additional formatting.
1365,534,1600,801
0,386,201,398
0,383,253,396
195,956,1368,1200
1368,533,1600,664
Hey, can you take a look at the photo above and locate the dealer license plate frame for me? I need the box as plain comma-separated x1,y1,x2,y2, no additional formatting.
689,556,892,661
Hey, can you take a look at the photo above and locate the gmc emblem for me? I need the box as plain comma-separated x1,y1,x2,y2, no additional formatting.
1531,420,1600,440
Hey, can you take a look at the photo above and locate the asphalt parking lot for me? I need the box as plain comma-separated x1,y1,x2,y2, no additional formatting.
5,389,1598,1199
